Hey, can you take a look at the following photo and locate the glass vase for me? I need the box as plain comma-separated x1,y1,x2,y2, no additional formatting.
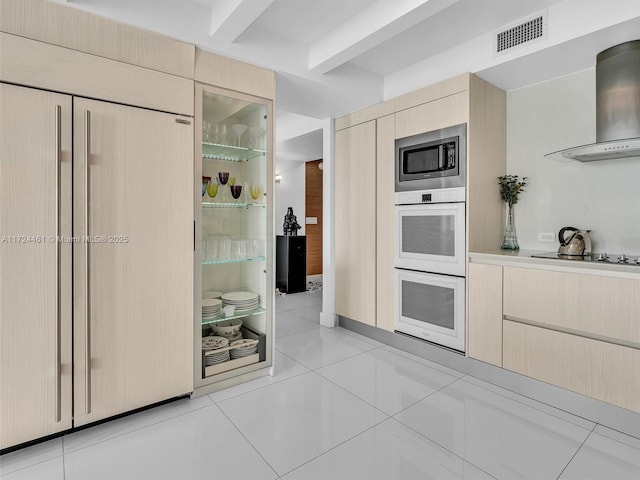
501,202,519,250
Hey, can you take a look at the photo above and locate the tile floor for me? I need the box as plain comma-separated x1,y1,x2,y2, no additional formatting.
2,290,640,479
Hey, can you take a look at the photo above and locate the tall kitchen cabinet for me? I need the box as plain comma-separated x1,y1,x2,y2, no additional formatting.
335,121,377,326
72,98,193,427
334,73,505,336
194,81,274,394
0,82,193,447
1,84,73,448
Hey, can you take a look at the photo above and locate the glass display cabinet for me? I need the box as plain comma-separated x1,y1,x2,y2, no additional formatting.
194,83,273,393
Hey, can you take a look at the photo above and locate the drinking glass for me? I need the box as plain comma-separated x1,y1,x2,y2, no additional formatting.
230,185,242,202
218,172,230,202
231,124,248,147
249,184,263,203
206,237,218,261
206,182,218,199
233,239,246,259
248,126,265,150
220,238,231,260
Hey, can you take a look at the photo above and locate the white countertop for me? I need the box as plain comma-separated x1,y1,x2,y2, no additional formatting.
469,249,640,279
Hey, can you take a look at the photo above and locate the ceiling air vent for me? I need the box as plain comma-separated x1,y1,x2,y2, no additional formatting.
495,12,547,55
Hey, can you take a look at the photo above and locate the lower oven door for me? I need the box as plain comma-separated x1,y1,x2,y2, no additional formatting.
395,202,465,276
395,269,465,352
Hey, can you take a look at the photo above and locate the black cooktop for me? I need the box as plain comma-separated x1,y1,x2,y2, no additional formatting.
531,252,640,266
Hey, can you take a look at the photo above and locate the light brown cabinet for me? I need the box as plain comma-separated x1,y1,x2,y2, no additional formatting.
467,259,640,413
504,320,640,412
334,73,506,333
0,83,73,448
72,98,193,427
335,121,377,326
467,263,503,366
0,84,194,448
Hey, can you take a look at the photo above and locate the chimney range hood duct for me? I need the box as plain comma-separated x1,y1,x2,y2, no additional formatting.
546,40,640,162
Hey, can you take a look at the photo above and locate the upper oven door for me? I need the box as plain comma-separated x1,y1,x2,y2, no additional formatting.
396,202,466,276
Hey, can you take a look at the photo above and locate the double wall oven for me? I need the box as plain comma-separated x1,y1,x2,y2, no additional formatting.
394,123,467,352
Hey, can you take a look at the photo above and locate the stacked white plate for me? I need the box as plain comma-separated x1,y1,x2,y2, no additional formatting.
202,298,222,320
222,291,260,312
203,290,223,300
202,336,230,366
230,339,259,359
204,349,230,366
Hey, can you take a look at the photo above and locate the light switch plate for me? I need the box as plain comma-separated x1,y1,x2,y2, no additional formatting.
538,232,555,242
306,217,318,224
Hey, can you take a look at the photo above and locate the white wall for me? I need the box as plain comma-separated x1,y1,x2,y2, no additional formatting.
275,162,306,236
507,68,640,254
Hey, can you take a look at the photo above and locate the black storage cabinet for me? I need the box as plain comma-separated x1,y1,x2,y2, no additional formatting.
276,235,307,294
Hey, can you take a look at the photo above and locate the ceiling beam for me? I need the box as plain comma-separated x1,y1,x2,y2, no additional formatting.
308,0,459,74
209,0,274,43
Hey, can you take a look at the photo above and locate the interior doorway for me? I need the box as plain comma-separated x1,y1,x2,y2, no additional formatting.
305,159,323,279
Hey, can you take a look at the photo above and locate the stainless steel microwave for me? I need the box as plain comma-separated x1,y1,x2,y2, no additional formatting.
395,123,466,192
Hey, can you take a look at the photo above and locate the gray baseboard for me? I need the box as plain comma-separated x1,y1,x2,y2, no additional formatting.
339,315,640,439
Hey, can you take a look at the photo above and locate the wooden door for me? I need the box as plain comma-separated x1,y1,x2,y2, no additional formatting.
305,159,323,276
335,121,376,326
73,98,193,426
0,83,73,448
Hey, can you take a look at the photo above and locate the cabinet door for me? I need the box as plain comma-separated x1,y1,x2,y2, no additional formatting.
376,114,396,331
73,99,193,426
335,121,376,326
467,263,503,366
1,84,73,448
503,320,640,413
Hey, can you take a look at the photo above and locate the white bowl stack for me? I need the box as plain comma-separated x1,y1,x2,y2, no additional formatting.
221,291,259,312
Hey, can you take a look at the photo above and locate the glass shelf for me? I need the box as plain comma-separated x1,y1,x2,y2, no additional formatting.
202,201,265,209
201,306,266,326
202,256,265,265
202,142,266,162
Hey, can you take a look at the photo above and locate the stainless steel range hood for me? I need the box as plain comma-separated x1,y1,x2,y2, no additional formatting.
546,40,640,162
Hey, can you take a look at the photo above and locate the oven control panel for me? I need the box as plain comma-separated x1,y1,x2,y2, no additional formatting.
395,186,465,205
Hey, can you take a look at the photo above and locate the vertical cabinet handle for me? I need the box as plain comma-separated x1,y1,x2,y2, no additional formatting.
55,105,62,423
84,110,92,415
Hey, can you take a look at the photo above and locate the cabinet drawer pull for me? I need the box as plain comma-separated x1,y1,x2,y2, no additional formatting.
84,110,92,415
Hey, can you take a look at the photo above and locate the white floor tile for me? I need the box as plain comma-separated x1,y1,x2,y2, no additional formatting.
275,291,322,312
0,457,64,480
558,430,640,479
0,438,62,477
335,326,385,347
460,376,596,431
209,350,309,403
592,425,640,450
282,418,494,480
274,310,320,339
217,372,388,475
317,348,459,415
288,304,322,323
63,395,213,454
63,405,277,480
395,380,592,479
275,326,379,370
382,345,465,378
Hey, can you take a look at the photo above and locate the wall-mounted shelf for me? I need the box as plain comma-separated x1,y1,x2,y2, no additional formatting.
202,142,265,162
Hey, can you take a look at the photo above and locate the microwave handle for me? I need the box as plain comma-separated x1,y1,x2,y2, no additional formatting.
438,144,445,170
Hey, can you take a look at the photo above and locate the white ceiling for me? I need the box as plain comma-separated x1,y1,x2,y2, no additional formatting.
57,0,640,132
56,0,640,170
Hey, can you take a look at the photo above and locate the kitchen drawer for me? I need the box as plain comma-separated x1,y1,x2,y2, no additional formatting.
503,266,640,345
503,320,640,413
